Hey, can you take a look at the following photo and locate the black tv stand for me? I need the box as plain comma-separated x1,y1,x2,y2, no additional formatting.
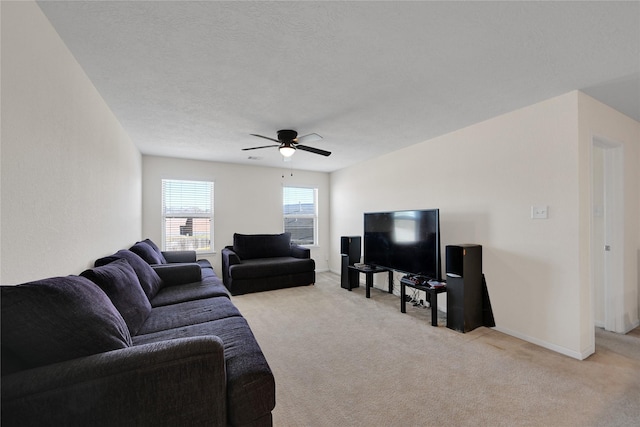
400,275,446,327
348,265,393,298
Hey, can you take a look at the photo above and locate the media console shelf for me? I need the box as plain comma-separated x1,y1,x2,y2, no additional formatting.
347,265,393,298
400,276,447,327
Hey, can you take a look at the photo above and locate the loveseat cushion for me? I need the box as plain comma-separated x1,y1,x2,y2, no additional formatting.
230,257,315,279
81,258,152,335
0,276,131,370
233,232,291,260
130,240,166,265
95,250,163,300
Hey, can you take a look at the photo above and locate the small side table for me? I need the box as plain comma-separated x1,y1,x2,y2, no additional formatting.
400,278,447,327
347,265,393,298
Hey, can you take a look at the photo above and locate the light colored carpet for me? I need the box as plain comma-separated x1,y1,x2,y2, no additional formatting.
232,272,640,427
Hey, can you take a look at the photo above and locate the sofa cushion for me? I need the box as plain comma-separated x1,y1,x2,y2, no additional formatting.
81,258,152,335
150,277,230,308
95,250,163,300
0,276,131,370
137,296,241,335
130,240,166,265
162,250,196,263
132,316,275,426
141,238,165,259
152,263,202,287
233,232,291,260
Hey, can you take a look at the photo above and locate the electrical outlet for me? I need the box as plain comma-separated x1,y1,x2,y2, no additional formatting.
531,205,548,219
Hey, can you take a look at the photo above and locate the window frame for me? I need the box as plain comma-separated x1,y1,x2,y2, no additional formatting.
283,186,318,246
161,179,214,254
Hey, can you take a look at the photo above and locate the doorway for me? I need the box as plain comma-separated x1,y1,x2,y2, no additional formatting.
591,137,624,333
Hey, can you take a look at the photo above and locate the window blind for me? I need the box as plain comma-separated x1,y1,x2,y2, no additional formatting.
283,186,317,245
162,179,214,252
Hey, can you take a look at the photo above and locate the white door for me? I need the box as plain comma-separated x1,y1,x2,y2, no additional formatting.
591,137,624,333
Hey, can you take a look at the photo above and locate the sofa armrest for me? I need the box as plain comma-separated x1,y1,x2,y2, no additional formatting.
152,263,202,286
1,337,227,427
290,244,311,259
221,246,241,286
162,250,197,263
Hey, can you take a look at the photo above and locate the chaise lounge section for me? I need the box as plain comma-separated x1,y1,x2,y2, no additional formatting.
221,233,316,295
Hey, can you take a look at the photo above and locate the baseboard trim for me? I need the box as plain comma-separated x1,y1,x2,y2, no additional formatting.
493,325,587,360
622,318,640,334
593,318,639,334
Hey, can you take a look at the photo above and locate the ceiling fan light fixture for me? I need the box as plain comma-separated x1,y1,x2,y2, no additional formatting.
245,130,329,157
279,144,296,157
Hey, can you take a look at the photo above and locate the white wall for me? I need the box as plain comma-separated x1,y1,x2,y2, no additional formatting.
0,1,142,284
330,91,639,359
142,156,330,273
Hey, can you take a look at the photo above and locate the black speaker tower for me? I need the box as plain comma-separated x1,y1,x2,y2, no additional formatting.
446,244,484,333
340,236,361,290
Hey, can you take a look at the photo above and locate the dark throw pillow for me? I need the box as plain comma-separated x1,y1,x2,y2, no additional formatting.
130,240,166,265
0,276,132,369
141,239,166,262
233,233,292,260
94,250,163,300
81,258,152,335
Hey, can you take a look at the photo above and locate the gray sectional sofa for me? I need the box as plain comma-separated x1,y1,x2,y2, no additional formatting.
221,233,316,295
1,239,275,426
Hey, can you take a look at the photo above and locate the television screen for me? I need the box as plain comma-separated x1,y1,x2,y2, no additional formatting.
364,209,441,280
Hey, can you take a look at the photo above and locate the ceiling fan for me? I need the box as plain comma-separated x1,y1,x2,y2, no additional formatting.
243,129,331,157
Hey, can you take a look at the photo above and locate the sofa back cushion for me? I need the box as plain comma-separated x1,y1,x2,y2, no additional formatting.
0,276,132,371
130,239,167,264
81,259,152,335
95,250,163,300
233,233,291,260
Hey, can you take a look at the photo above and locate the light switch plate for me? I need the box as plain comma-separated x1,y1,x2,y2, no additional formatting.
531,205,548,219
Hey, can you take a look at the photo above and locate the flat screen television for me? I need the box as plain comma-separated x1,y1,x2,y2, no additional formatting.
364,209,441,280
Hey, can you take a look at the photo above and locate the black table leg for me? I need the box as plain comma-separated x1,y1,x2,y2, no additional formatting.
430,291,438,326
401,283,406,313
365,272,373,298
388,270,393,294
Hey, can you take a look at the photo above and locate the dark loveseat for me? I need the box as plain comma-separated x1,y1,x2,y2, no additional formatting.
1,239,275,426
221,233,315,295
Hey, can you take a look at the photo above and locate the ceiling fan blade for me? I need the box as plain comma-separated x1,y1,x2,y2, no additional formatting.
250,134,280,143
296,145,331,157
242,144,279,151
295,133,323,144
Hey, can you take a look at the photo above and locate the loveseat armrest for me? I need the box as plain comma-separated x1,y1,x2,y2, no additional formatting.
162,250,197,263
221,246,241,286
290,244,311,259
1,337,227,427
152,262,202,286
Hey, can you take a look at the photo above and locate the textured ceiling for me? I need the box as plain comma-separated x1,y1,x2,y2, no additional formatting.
37,1,640,172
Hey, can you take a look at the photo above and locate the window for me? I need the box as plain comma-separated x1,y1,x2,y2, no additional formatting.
162,179,214,253
283,186,317,246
